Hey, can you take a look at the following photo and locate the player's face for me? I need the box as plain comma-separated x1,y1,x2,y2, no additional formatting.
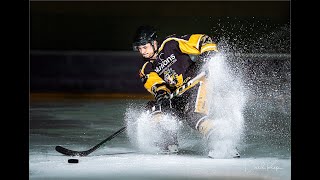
137,42,156,59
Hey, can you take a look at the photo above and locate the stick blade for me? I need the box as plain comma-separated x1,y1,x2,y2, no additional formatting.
55,145,87,156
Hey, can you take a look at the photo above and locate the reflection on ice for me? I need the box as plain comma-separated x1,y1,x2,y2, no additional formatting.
30,150,290,180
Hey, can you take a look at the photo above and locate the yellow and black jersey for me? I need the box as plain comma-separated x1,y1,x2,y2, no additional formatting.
139,34,218,96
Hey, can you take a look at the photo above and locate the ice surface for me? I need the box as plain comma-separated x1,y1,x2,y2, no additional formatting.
30,98,291,180
30,148,290,180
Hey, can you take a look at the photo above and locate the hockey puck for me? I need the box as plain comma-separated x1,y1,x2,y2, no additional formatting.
68,159,79,163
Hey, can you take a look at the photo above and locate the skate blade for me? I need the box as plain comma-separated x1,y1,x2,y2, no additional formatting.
208,152,240,159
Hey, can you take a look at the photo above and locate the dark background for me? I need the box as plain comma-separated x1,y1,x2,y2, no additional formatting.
31,1,290,51
30,1,290,94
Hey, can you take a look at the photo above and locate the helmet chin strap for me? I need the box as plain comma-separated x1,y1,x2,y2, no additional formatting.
150,41,158,59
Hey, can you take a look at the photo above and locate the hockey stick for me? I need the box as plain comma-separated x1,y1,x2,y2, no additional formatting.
55,126,127,156
55,71,207,156
169,71,206,99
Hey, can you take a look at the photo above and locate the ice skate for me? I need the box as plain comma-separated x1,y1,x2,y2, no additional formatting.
156,135,179,154
150,110,179,154
158,144,179,154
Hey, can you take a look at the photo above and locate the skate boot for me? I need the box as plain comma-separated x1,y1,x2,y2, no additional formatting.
156,129,179,154
160,144,179,154
155,138,179,154
150,111,179,154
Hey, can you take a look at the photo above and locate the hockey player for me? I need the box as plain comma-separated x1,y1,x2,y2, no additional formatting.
132,25,239,158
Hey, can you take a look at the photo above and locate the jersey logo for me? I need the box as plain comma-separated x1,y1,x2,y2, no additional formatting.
164,68,178,87
155,53,177,74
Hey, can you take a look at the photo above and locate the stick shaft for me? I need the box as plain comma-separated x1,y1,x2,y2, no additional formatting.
55,126,127,156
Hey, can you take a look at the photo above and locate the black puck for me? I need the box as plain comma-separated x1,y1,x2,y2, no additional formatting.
68,159,79,163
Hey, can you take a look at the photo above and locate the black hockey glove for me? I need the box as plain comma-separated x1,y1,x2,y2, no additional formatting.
154,90,171,112
199,50,217,62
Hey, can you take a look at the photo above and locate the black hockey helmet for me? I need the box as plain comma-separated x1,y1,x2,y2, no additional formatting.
132,25,158,51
